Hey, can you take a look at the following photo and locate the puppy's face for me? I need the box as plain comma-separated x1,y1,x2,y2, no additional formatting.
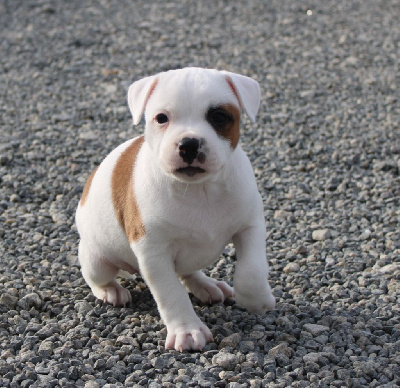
128,68,260,183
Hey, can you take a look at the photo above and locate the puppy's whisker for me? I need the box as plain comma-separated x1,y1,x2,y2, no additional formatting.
183,183,189,197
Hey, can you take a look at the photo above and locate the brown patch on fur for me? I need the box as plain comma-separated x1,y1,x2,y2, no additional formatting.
112,136,146,242
80,167,98,206
206,104,241,149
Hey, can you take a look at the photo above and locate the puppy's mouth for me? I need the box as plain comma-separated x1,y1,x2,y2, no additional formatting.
176,166,206,177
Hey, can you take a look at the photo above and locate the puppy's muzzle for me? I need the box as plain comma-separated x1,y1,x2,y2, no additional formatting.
176,137,207,177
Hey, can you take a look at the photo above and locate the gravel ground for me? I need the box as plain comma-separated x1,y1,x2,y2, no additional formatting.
1,0,399,387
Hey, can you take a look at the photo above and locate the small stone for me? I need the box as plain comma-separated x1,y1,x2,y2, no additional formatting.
376,263,400,274
304,324,329,336
53,113,72,122
148,382,162,388
325,257,336,267
249,330,265,340
373,160,398,172
116,335,140,347
219,333,242,349
212,352,239,371
296,245,308,255
18,293,42,310
75,301,93,315
38,341,54,357
32,233,43,242
228,383,247,388
312,229,332,241
359,229,372,240
79,130,98,140
85,381,99,388
20,350,39,363
21,380,35,388
268,342,293,358
274,210,292,220
299,89,316,98
307,255,317,263
0,155,10,166
283,262,300,273
51,213,68,223
388,279,400,292
299,182,311,193
151,356,167,369
81,374,96,382
0,293,18,309
10,194,20,203
36,325,58,339
239,341,255,352
102,83,118,95
303,352,322,364
342,56,358,66
94,359,106,370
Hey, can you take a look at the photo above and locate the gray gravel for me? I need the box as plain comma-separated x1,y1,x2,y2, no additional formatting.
1,0,399,387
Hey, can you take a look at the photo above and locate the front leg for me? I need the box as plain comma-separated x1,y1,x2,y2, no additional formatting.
180,271,234,304
135,245,213,352
233,225,275,313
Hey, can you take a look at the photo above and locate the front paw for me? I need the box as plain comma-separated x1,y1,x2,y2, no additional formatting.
235,286,275,314
165,319,213,352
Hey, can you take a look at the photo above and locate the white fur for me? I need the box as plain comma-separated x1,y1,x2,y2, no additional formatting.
76,67,275,352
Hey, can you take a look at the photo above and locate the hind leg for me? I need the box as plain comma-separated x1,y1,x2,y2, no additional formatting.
78,241,132,307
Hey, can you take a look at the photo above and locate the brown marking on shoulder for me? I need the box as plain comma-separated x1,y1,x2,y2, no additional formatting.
80,166,98,206
112,135,146,242
206,104,241,149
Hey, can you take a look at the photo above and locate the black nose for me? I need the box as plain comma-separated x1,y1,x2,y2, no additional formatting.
178,137,200,165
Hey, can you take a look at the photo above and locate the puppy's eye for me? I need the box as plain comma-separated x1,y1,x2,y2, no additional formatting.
155,113,169,124
207,108,232,128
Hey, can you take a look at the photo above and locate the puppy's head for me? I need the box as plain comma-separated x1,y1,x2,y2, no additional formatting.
127,68,260,183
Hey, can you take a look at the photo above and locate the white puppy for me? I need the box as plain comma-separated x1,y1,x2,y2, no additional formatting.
75,67,275,352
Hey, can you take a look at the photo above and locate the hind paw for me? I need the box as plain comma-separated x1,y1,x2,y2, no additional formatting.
92,281,132,307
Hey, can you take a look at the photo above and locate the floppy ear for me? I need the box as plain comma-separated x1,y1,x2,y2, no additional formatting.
221,71,261,122
127,75,159,125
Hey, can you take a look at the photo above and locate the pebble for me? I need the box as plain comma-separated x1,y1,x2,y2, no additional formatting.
274,210,292,220
268,342,293,358
375,263,400,275
38,341,54,358
0,293,18,309
303,324,329,336
219,333,242,349
17,293,42,310
212,352,239,371
75,301,93,315
312,229,332,241
359,229,372,240
283,262,300,273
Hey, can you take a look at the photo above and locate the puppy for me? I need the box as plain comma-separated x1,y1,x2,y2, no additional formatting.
75,67,275,351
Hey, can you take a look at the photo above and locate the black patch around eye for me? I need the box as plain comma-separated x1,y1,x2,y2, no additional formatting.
206,107,234,129
155,113,168,124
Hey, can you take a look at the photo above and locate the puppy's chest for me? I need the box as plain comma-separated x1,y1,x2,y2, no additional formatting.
161,201,240,242
172,238,226,274
159,198,242,267
152,185,244,233
168,209,237,273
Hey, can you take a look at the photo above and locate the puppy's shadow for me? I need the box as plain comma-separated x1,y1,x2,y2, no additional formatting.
81,276,157,315
126,276,157,312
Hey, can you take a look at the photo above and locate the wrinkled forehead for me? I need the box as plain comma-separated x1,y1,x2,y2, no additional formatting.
146,69,239,117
